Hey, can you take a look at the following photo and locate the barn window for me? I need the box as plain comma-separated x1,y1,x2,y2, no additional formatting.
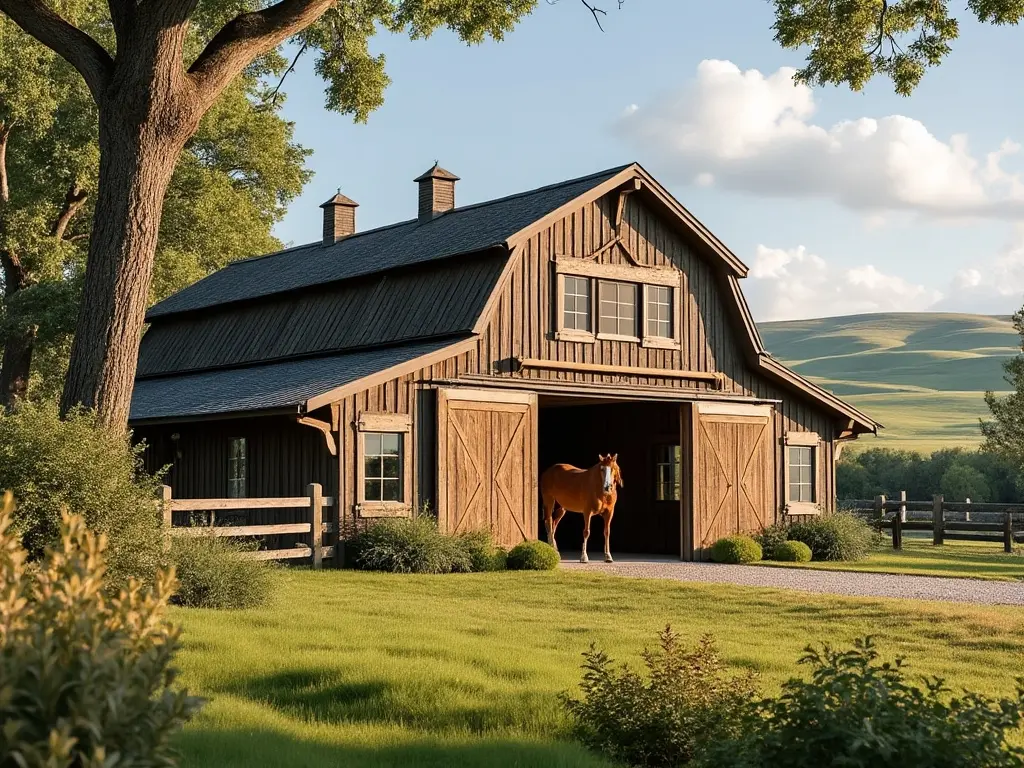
363,432,403,502
655,445,681,501
227,437,246,498
645,285,673,338
562,275,592,332
598,280,638,338
784,432,820,512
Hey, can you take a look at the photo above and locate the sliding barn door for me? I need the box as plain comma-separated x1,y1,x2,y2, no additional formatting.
693,403,775,561
436,389,538,547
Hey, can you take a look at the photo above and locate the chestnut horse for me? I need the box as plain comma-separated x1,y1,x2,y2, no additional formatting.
540,454,623,563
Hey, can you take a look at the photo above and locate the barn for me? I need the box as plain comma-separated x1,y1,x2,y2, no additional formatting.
130,162,879,561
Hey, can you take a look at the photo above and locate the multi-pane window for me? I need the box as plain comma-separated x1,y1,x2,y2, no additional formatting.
788,445,815,503
646,285,673,338
655,445,681,501
364,432,403,502
562,275,591,331
227,437,246,498
598,280,638,337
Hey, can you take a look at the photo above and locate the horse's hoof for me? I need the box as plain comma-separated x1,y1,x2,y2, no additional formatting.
605,555,614,563
580,556,589,564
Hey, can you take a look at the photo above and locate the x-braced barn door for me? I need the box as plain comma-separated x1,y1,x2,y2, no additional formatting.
436,389,538,547
692,403,775,561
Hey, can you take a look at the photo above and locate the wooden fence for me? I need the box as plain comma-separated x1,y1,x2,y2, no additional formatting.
844,493,1024,552
160,483,335,568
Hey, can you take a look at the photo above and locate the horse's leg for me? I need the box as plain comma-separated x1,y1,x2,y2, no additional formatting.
602,508,614,563
543,494,556,548
580,510,593,563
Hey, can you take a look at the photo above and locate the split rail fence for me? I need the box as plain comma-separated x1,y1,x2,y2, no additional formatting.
845,492,1024,553
159,482,335,568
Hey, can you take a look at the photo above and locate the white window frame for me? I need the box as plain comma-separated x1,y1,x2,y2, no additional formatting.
356,413,413,518
783,432,821,516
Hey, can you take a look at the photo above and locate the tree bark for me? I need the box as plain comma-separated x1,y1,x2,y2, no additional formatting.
0,251,32,406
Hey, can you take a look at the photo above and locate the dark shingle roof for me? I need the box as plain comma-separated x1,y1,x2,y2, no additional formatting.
146,165,629,320
130,337,462,422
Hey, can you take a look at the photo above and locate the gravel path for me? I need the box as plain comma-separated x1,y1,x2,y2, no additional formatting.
560,557,1024,606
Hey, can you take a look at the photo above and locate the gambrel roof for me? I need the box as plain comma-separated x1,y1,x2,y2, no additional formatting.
131,163,878,434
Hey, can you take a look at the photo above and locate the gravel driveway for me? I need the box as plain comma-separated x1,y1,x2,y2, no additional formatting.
560,556,1024,606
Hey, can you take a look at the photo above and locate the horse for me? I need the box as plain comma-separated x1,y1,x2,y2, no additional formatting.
540,454,623,563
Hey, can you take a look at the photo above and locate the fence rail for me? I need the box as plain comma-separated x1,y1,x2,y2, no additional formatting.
843,493,1024,552
159,483,334,568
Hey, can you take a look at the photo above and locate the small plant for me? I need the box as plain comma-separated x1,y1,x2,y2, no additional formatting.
563,627,759,767
709,535,762,564
507,539,560,570
457,529,508,572
0,493,203,766
349,516,473,574
788,512,874,561
756,521,790,560
169,532,274,608
701,637,1024,767
772,540,812,563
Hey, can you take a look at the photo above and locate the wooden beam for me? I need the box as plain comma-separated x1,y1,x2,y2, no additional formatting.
516,357,723,386
168,496,334,511
298,416,338,456
553,255,679,287
614,178,643,233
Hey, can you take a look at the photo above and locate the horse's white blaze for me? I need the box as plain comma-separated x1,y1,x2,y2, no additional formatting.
602,466,613,491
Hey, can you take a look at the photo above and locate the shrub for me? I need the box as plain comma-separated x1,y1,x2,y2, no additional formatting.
457,529,508,572
507,539,560,570
349,516,473,574
755,522,790,560
0,493,203,765
169,533,274,608
709,535,762,564
787,512,874,561
563,627,759,767
772,540,812,562
0,401,164,588
700,637,1024,768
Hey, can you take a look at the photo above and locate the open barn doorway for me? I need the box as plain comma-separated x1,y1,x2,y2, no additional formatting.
537,398,685,558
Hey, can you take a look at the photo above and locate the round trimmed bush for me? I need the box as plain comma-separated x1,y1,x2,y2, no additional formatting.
507,540,560,570
772,540,812,563
788,512,873,561
709,535,762,564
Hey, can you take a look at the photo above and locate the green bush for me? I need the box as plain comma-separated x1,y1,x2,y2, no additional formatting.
507,539,560,570
788,512,874,561
0,493,203,765
457,529,508,572
755,522,790,560
349,516,473,574
169,532,274,608
563,627,759,767
773,540,812,563
0,401,164,588
700,637,1024,768
709,535,762,564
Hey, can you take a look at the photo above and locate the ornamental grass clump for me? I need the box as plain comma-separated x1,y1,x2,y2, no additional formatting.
168,532,274,608
787,512,874,561
349,516,473,574
0,492,203,766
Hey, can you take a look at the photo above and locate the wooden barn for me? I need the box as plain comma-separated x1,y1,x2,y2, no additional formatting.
130,162,879,560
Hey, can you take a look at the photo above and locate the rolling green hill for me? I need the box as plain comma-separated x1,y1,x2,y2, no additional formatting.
758,313,1020,455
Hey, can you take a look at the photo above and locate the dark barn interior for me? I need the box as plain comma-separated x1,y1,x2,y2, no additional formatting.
537,399,683,558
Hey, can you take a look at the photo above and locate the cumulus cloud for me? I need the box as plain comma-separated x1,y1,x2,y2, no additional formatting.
617,60,1024,220
745,245,942,321
932,227,1024,314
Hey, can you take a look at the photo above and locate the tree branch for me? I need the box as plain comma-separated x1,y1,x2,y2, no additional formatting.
580,0,607,31
188,0,335,108
263,41,308,110
0,0,113,100
0,122,11,205
50,184,89,241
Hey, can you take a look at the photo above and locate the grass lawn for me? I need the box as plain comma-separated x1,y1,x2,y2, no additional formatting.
173,569,1024,768
758,538,1024,581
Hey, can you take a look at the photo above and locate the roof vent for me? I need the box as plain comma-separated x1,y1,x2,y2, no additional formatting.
415,163,459,223
319,191,358,246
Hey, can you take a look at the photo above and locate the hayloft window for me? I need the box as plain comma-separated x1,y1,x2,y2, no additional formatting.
655,445,681,502
227,437,246,498
562,275,591,332
645,285,673,338
598,280,638,338
363,432,403,502
784,432,820,513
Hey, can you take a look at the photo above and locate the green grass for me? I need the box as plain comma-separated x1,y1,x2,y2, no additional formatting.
172,569,1024,767
758,312,1019,452
759,538,1024,581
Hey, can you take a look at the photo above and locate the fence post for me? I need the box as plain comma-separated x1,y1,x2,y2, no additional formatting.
159,485,173,528
874,495,886,522
1004,512,1014,554
899,490,907,523
965,498,971,522
308,483,324,569
932,495,944,546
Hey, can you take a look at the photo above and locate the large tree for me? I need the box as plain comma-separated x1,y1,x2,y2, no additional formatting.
0,0,536,431
0,10,310,405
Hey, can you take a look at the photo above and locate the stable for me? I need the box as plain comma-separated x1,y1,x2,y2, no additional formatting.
130,162,879,560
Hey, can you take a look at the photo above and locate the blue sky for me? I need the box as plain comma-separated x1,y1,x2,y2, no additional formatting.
273,0,1023,322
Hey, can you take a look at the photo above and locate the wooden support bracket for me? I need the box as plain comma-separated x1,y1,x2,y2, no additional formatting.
298,416,338,456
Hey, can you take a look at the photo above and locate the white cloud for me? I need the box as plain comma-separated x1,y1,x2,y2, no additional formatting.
932,227,1024,314
745,245,942,321
617,60,1024,220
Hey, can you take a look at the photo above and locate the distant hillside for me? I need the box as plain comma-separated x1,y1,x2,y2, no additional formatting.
758,313,1020,454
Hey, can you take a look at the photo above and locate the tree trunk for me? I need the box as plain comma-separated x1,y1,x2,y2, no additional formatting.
59,103,189,430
